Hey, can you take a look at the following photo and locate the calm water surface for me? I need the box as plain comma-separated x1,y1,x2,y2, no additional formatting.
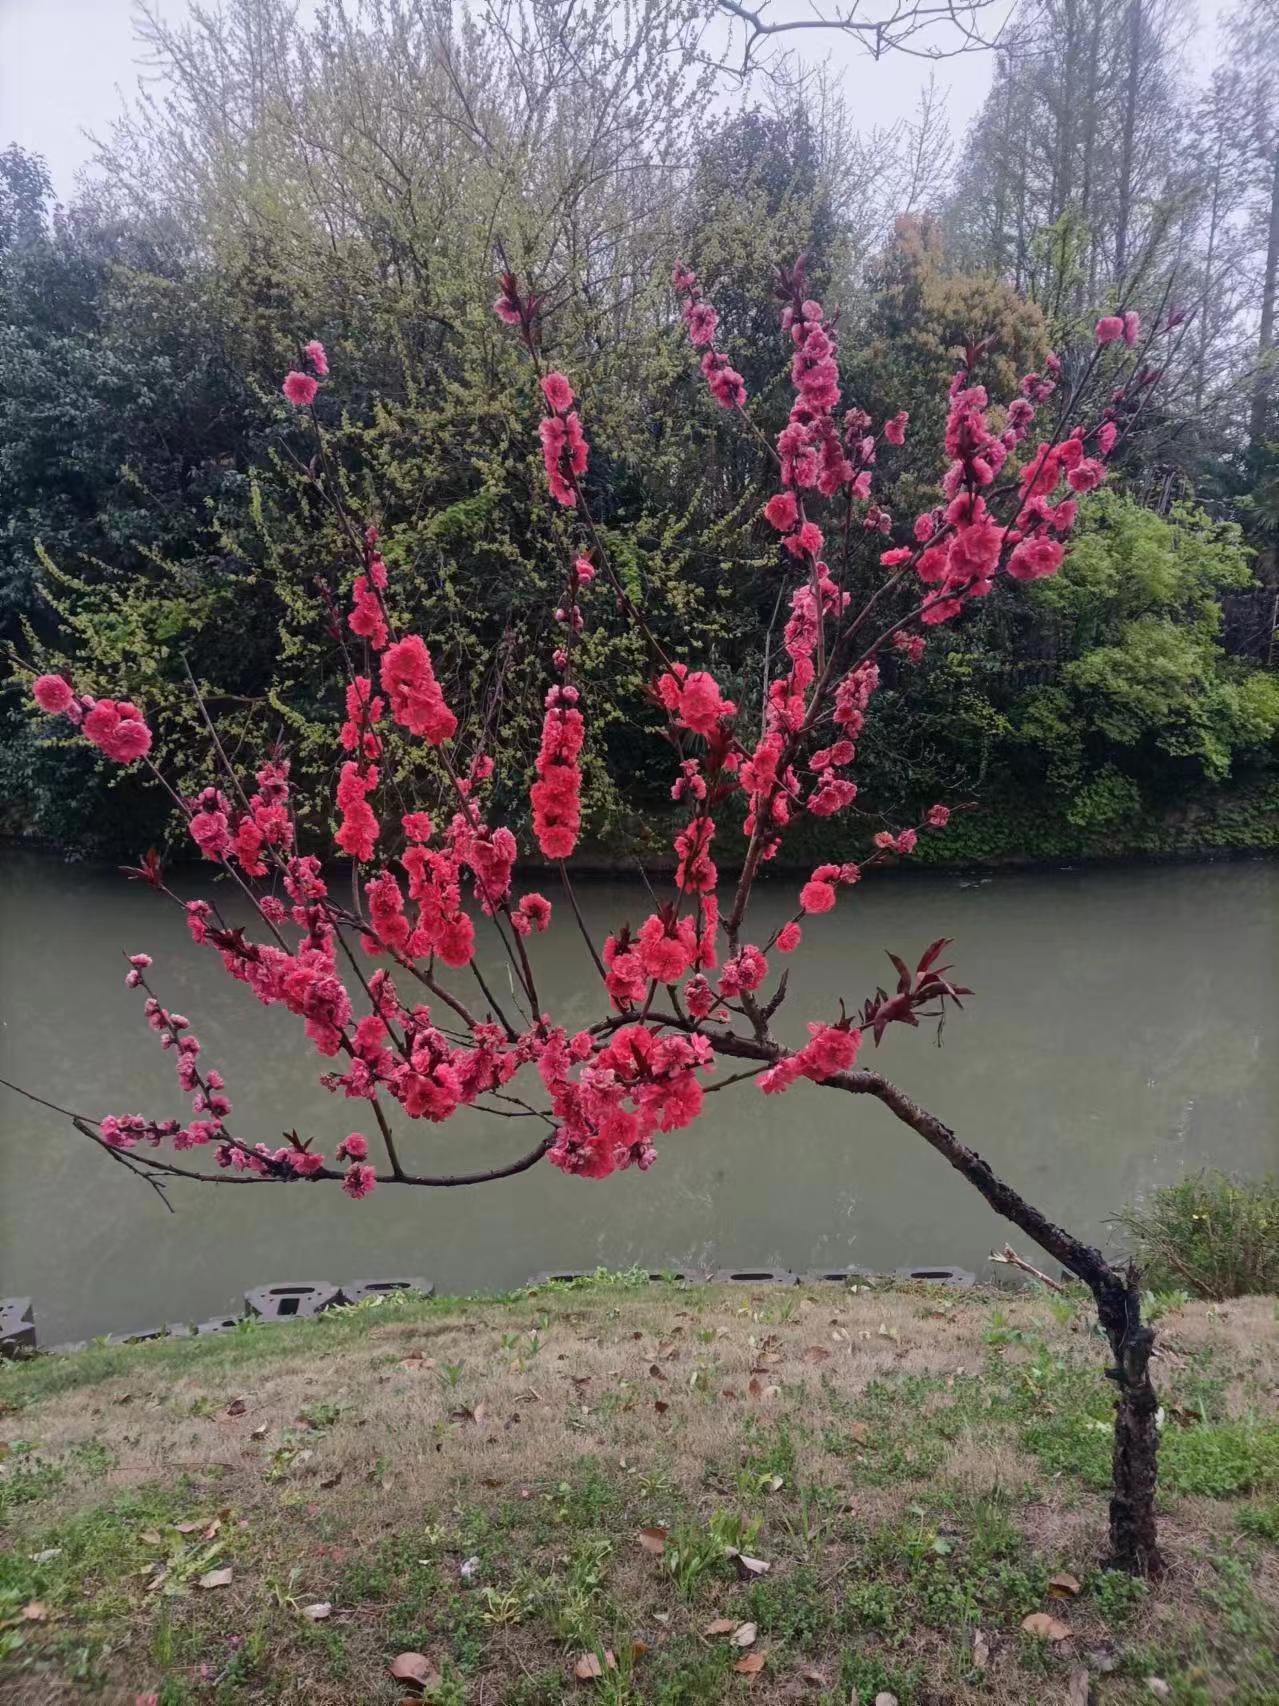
1,853,1274,1343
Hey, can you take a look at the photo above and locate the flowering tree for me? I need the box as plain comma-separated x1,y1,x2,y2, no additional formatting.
13,264,1185,1576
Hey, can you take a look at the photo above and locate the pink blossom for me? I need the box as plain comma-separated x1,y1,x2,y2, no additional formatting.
684,301,718,347
82,699,153,763
763,492,799,532
799,875,837,914
776,921,802,953
514,892,552,934
926,804,951,828
1097,421,1118,455
531,685,584,860
32,673,74,715
381,635,458,744
1095,316,1124,345
342,1162,377,1199
1122,311,1141,347
1006,536,1065,582
541,371,574,412
883,411,908,446
783,520,824,561
303,339,329,376
879,547,912,567
282,370,318,406
336,1133,369,1161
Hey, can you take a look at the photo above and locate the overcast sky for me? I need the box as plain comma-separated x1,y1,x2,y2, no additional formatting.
0,0,1229,203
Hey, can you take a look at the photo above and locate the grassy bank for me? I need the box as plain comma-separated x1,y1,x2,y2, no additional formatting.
1,1276,1276,1704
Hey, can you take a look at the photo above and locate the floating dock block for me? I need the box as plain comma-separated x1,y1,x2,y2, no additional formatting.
105,1325,166,1345
711,1268,800,1286
245,1281,340,1320
894,1264,976,1288
340,1278,434,1305
0,1298,36,1357
800,1266,876,1285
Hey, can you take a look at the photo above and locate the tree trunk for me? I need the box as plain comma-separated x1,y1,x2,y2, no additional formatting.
819,1067,1167,1575
1114,0,1143,282
1099,1271,1163,1574
1250,140,1279,449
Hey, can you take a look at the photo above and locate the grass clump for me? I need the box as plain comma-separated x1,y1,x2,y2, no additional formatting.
1116,1170,1279,1299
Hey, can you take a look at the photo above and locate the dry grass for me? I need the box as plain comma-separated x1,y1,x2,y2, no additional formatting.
1,1279,1276,1704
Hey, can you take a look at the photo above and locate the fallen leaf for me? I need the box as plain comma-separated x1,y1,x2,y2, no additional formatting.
874,1695,899,1706
703,1618,736,1636
197,1568,233,1590
1022,1612,1070,1641
29,1549,61,1565
249,1424,269,1441
848,1421,870,1445
174,1520,203,1534
319,1471,343,1489
139,1530,164,1546
1048,1571,1082,1598
224,1398,247,1417
302,1602,332,1621
803,1346,831,1364
1146,1682,1171,1700
459,1555,481,1580
648,1364,667,1381
573,1650,617,1680
389,1651,441,1688
972,1629,990,1670
733,1652,766,1675
1069,1667,1092,1705
21,1602,48,1622
731,1552,771,1578
654,1400,669,1415
637,1526,668,1554
730,1621,757,1647
631,1639,648,1658
800,1666,828,1687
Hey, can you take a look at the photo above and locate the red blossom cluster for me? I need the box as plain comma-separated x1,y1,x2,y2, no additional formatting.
23,272,1171,1192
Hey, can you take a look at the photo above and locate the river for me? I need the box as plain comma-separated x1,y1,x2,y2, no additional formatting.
0,852,1274,1344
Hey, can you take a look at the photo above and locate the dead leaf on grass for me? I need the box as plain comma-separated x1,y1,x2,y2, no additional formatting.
1069,1667,1092,1705
197,1568,233,1590
637,1526,668,1554
1022,1612,1071,1640
733,1652,766,1675
302,1602,332,1621
730,1622,757,1647
389,1651,441,1689
703,1618,736,1636
223,1398,247,1418
1048,1571,1082,1598
573,1650,617,1680
21,1602,47,1622
972,1629,990,1670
